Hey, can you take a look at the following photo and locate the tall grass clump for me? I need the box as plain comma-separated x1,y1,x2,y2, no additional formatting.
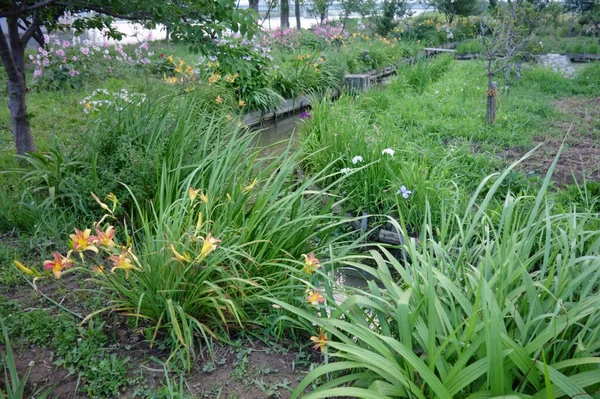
397,54,453,92
20,94,365,369
276,148,600,398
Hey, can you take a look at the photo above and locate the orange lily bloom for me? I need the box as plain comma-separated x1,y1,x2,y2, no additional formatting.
216,96,223,104
43,251,73,279
69,228,98,253
302,253,321,274
109,251,135,279
92,226,116,247
306,291,326,305
310,329,327,353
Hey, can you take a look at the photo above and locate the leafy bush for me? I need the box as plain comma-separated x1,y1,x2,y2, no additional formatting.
31,28,153,91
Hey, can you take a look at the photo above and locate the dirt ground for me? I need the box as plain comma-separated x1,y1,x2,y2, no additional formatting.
0,275,313,398
498,97,600,186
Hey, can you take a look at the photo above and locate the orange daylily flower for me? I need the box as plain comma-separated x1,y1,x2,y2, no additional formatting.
43,251,73,279
92,226,116,247
92,265,105,273
216,96,223,104
310,329,327,353
109,251,135,279
301,253,320,274
198,233,221,258
306,291,326,305
69,228,98,253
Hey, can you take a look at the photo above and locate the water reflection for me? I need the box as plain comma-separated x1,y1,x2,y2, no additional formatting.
253,114,304,157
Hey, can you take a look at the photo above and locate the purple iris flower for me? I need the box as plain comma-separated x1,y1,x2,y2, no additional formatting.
299,111,311,119
396,185,413,199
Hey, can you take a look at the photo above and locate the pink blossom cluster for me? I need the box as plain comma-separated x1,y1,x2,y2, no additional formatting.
314,24,348,42
260,27,302,48
31,33,81,78
32,31,154,80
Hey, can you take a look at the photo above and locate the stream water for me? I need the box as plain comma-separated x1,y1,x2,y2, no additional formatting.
253,114,382,291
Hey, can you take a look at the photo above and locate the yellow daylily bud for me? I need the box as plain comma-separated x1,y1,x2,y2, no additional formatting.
14,260,39,276
242,178,258,193
169,244,192,263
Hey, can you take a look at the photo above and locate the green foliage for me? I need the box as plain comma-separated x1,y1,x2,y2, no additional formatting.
405,14,448,45
0,302,131,398
276,150,600,398
427,0,478,24
370,0,412,37
60,94,357,369
399,54,453,92
1,318,31,399
455,38,484,54
9,88,238,220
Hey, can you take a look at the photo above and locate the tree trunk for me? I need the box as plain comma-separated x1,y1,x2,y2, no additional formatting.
251,0,260,14
280,0,290,29
0,19,36,155
485,80,497,125
295,0,301,29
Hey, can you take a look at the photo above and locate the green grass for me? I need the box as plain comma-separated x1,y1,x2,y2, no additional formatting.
299,58,597,230
0,299,133,398
2,26,600,398
537,35,600,55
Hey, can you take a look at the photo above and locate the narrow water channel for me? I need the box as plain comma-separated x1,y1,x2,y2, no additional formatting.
253,113,303,157
253,112,382,292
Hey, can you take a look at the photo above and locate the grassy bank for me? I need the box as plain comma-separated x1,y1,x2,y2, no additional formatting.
2,23,600,397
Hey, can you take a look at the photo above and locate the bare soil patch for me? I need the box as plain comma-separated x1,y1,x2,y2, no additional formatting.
1,277,311,398
499,97,600,186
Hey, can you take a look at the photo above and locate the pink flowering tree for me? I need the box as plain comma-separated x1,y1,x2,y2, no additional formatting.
0,0,258,156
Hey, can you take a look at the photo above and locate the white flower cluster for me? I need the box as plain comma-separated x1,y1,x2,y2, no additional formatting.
80,89,147,114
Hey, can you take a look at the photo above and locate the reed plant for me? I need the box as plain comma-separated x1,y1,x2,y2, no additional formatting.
273,147,600,398
67,94,365,368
